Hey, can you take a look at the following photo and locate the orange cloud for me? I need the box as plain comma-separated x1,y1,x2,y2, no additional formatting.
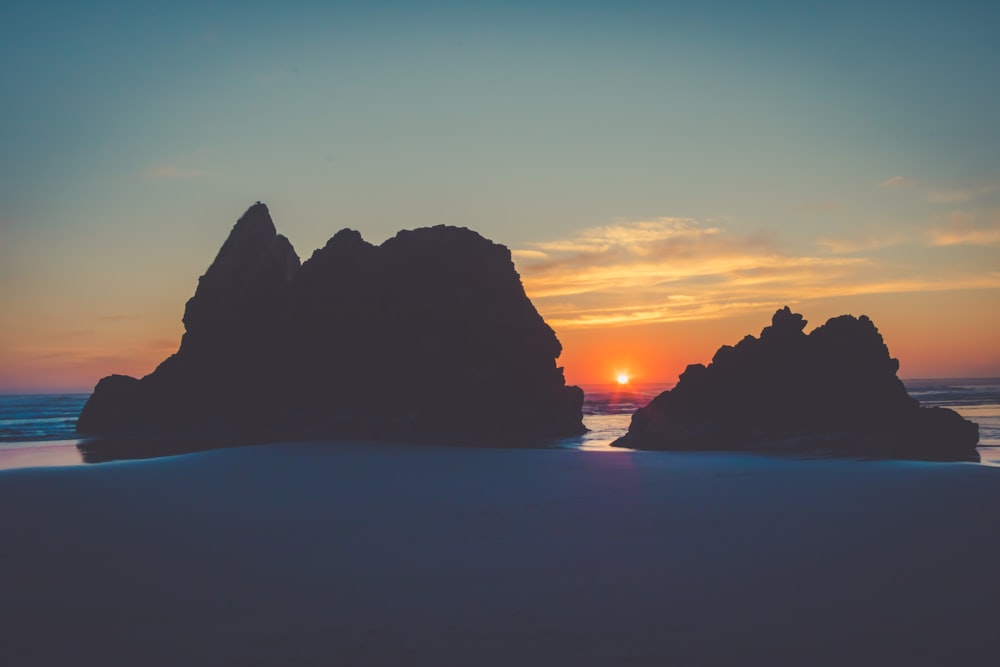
815,232,913,254
929,212,1000,247
516,218,1000,329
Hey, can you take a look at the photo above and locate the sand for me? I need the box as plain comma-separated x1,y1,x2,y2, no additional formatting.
2,441,999,666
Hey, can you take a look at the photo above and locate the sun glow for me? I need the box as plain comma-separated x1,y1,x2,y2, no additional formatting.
616,373,630,385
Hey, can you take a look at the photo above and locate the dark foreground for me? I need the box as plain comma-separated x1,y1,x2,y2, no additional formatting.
1,441,998,666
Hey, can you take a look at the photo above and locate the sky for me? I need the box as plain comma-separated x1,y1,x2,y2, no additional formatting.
1,0,999,392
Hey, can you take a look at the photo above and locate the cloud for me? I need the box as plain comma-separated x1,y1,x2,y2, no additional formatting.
929,212,1000,247
819,211,1000,252
510,249,550,261
143,165,207,181
516,219,863,327
519,219,783,300
879,176,910,189
515,217,1000,329
816,231,913,254
926,183,1000,204
529,217,720,254
146,339,180,353
927,190,975,204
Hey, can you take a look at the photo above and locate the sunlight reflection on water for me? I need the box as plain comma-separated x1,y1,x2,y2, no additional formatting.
976,447,1000,467
555,413,634,451
0,440,83,471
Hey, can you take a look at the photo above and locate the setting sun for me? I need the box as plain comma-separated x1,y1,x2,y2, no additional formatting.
616,373,630,385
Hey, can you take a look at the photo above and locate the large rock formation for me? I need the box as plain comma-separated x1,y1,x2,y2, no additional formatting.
77,203,584,447
612,307,979,461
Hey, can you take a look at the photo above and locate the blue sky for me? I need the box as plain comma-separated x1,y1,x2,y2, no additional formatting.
2,1,999,389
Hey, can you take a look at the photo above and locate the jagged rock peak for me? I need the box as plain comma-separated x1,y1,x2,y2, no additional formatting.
181,202,300,342
760,305,807,340
205,202,299,273
231,201,277,239
327,227,366,247
306,227,374,264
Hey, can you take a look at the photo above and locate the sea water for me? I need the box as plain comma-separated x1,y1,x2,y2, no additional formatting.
554,383,671,451
1,380,998,470
0,393,90,469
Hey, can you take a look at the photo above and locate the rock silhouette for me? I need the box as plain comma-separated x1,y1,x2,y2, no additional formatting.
77,203,585,446
612,307,979,461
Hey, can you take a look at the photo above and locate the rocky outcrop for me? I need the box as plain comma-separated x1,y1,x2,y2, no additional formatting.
77,203,584,446
611,307,979,461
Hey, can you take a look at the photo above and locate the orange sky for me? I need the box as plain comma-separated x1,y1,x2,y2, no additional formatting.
2,275,996,393
3,4,1000,393
1,209,999,392
554,290,1000,387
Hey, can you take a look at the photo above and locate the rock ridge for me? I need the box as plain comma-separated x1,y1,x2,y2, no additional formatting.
77,203,585,448
611,307,979,461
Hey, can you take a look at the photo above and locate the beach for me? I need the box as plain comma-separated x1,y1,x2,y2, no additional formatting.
2,440,999,666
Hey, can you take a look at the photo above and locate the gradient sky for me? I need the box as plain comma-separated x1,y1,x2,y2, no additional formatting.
2,0,999,392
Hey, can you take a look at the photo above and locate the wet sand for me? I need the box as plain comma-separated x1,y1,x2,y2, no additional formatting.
2,440,998,666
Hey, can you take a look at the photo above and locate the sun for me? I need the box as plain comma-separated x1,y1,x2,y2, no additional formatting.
616,373,630,385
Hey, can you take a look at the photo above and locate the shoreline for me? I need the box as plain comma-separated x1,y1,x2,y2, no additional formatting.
2,435,999,472
3,440,1000,665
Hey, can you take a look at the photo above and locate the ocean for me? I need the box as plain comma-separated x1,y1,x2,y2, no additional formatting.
1,379,998,470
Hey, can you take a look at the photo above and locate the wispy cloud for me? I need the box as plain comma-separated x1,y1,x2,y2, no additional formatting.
816,231,913,254
511,249,550,261
515,217,1000,329
926,183,1000,204
529,217,721,254
517,219,858,327
927,190,975,204
879,176,910,189
929,212,1000,247
146,338,179,352
534,274,1000,329
520,218,782,299
817,209,1000,252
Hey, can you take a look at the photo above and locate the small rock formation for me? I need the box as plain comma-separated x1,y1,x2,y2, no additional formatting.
77,203,584,447
611,307,979,461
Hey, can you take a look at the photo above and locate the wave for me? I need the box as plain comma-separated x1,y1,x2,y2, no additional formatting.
0,394,89,443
